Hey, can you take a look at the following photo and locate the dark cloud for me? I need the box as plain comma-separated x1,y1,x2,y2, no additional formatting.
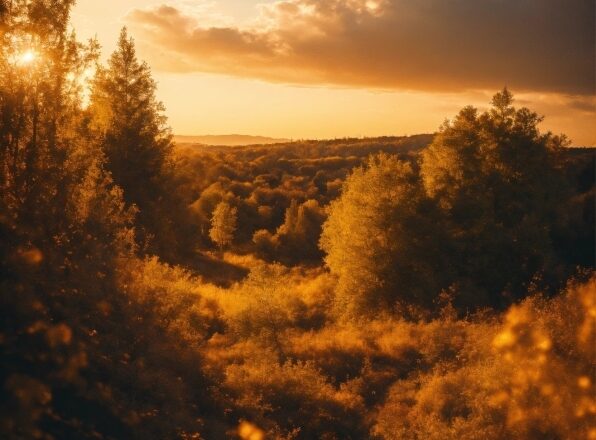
126,0,595,94
566,96,596,113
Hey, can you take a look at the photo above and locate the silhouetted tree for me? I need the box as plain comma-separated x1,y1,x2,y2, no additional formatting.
90,28,191,260
421,88,568,307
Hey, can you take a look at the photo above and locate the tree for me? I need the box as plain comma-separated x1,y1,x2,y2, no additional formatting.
276,198,326,262
320,90,568,316
420,88,568,307
90,28,189,259
0,7,218,437
0,1,136,437
320,154,447,317
254,199,326,264
209,201,237,250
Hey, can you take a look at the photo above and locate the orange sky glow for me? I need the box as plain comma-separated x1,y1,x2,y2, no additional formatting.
72,0,595,145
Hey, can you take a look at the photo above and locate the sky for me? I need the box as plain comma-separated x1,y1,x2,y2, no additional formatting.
71,0,595,145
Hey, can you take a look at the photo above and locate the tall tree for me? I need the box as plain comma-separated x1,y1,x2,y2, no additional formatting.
90,28,186,259
0,7,216,437
420,88,568,307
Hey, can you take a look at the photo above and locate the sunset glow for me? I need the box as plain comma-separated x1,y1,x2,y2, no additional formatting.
71,0,595,145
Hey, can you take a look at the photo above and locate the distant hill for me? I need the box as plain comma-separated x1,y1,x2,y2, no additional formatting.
174,134,291,146
175,134,434,155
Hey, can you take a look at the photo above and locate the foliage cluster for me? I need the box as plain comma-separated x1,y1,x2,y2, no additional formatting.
176,135,432,262
322,91,592,315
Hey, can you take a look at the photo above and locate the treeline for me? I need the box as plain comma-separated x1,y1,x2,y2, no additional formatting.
174,135,432,265
174,135,592,274
1,1,594,439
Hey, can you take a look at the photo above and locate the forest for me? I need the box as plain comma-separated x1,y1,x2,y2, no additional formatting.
1,2,594,439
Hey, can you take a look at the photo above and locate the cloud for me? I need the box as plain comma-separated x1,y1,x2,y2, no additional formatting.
126,0,595,94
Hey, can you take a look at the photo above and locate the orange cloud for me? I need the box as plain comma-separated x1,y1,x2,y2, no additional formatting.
126,0,594,95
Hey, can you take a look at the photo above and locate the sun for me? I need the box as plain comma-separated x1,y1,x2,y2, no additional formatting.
19,50,37,65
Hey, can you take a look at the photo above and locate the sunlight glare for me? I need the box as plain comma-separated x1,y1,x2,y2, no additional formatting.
19,50,37,65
